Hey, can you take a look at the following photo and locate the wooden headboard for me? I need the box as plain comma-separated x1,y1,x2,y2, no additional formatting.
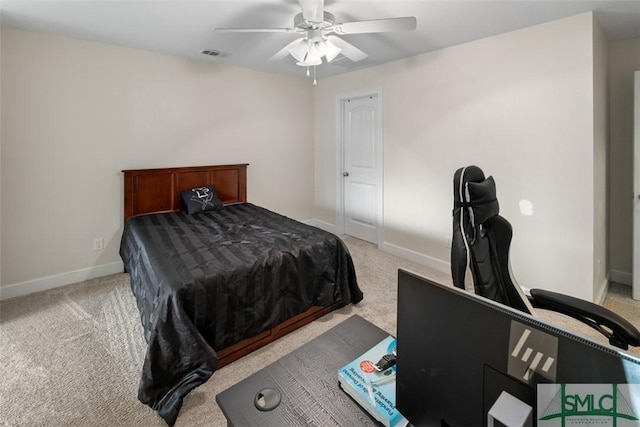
122,164,248,221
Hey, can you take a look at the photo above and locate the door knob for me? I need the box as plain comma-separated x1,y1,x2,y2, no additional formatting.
343,172,350,177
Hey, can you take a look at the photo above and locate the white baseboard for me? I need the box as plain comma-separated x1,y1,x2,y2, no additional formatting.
610,269,632,287
0,261,124,301
6,230,620,305
304,219,451,274
594,276,609,305
379,241,450,274
303,219,338,235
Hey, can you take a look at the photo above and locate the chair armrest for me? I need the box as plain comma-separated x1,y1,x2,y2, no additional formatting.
530,288,640,350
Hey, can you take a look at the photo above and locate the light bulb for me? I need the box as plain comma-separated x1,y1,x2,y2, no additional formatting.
309,40,326,58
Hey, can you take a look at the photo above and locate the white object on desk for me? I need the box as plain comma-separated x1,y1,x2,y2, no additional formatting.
487,391,533,427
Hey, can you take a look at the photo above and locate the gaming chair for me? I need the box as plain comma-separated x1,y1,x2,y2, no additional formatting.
451,165,640,350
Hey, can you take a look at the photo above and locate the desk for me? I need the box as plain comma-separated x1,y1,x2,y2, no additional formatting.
216,315,389,426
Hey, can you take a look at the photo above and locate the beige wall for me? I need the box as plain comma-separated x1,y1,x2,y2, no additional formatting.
593,17,609,302
609,38,640,283
315,13,599,300
2,13,629,302
0,27,314,291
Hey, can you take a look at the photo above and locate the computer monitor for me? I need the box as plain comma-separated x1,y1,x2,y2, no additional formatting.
396,268,640,426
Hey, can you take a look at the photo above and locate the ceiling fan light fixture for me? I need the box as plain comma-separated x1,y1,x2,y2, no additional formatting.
289,40,310,62
296,54,322,66
323,40,341,62
308,40,325,58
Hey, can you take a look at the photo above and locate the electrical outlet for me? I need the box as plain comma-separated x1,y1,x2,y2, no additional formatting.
93,237,104,251
445,236,452,248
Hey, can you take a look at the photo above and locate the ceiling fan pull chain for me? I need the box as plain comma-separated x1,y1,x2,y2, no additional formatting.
313,66,317,86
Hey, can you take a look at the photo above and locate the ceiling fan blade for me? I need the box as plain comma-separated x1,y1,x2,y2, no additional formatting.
334,16,417,35
214,27,297,33
326,36,367,62
298,0,324,23
269,38,306,61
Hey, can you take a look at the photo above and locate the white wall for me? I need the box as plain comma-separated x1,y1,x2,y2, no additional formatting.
592,17,609,303
2,13,624,302
609,38,640,285
314,13,600,301
0,27,314,297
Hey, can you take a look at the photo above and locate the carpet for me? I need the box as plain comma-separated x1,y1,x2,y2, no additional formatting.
1,236,638,426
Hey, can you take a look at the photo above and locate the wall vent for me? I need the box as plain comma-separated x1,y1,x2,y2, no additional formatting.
200,49,229,58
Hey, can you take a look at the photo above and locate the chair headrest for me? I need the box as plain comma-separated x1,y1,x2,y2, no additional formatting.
453,166,500,226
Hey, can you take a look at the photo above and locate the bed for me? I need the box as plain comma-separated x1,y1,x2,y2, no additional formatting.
119,164,363,425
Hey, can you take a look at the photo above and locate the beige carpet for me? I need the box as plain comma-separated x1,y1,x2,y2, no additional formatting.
1,236,638,426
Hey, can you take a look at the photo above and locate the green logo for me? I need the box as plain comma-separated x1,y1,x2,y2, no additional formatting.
538,384,640,426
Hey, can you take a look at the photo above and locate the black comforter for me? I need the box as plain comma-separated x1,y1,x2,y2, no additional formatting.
119,203,362,425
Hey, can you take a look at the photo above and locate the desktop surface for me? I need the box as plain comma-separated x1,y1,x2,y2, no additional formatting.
216,314,389,427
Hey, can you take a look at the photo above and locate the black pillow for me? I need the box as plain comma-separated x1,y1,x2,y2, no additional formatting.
181,185,223,215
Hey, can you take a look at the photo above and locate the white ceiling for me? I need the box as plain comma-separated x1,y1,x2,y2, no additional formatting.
2,1,639,80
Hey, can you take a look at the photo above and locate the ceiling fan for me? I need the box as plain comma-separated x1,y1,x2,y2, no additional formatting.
214,0,417,69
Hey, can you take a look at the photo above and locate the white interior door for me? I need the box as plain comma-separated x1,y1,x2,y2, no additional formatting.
634,71,640,300
341,94,381,244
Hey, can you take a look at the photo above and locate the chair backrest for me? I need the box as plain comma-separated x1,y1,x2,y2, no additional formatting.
451,166,533,314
